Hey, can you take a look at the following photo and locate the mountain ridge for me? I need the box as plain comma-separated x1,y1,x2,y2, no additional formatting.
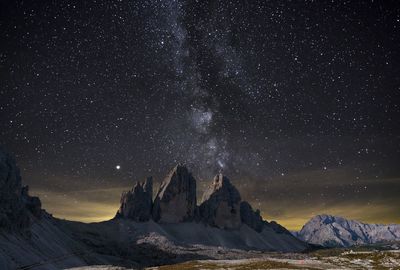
0,148,308,269
294,214,400,247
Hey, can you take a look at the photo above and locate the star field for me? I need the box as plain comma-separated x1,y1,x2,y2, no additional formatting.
1,0,399,229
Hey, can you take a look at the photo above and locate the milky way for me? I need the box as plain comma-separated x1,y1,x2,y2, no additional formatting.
1,0,399,229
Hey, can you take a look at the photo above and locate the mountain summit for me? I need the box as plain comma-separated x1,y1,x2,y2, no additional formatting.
116,176,153,221
0,149,308,269
199,173,242,229
295,214,400,247
0,148,42,231
115,167,296,237
152,164,197,223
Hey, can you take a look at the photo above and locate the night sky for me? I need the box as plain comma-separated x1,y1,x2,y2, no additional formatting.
1,0,399,230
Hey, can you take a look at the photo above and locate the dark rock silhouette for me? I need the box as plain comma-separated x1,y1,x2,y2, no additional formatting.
269,220,291,234
199,173,242,229
240,201,264,232
115,164,296,238
0,148,42,230
116,177,153,221
152,164,197,223
21,185,42,218
0,148,309,270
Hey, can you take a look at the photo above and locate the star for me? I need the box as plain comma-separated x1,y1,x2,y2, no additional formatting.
0,0,398,230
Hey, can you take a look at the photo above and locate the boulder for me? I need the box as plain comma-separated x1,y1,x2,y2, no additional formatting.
199,173,241,230
152,164,197,223
116,177,153,221
240,201,264,232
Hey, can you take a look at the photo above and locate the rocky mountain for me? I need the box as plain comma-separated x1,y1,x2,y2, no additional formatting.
152,164,197,223
0,148,308,269
116,167,297,238
295,214,400,247
239,201,264,232
199,173,242,229
116,177,153,221
0,148,42,230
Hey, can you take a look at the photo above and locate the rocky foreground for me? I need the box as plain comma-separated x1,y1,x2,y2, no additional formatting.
68,246,400,270
66,244,400,270
0,148,307,269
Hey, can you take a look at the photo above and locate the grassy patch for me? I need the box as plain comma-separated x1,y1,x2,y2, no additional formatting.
150,251,400,270
309,247,346,258
341,251,400,269
153,259,306,270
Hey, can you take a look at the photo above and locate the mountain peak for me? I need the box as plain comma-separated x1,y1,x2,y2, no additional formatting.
0,148,42,231
113,163,298,238
152,164,197,223
116,177,153,221
199,174,242,229
210,173,233,190
171,163,189,173
296,214,400,247
312,214,337,223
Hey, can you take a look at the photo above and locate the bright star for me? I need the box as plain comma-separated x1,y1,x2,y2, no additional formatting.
116,165,121,170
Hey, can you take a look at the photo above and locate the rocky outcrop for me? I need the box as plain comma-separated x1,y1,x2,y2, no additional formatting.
0,148,42,230
296,214,400,247
116,177,153,221
21,185,42,218
240,201,264,232
152,164,197,223
199,174,242,230
113,164,300,240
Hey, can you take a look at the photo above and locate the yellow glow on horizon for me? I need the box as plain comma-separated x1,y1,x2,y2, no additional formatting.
262,200,400,231
48,202,119,223
31,185,400,230
32,187,125,223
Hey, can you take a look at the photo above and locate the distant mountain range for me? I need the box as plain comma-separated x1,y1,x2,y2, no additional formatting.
293,214,400,247
0,148,307,269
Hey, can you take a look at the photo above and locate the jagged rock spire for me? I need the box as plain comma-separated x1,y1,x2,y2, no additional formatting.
152,164,197,223
113,164,293,236
199,173,242,230
0,148,42,230
116,176,153,221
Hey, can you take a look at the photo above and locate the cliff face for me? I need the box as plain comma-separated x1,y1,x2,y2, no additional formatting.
0,150,308,270
152,165,197,223
116,165,293,240
0,148,42,231
116,177,153,221
199,174,242,230
296,214,400,247
239,201,264,233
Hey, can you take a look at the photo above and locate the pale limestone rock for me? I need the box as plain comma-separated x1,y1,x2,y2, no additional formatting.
297,214,400,247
